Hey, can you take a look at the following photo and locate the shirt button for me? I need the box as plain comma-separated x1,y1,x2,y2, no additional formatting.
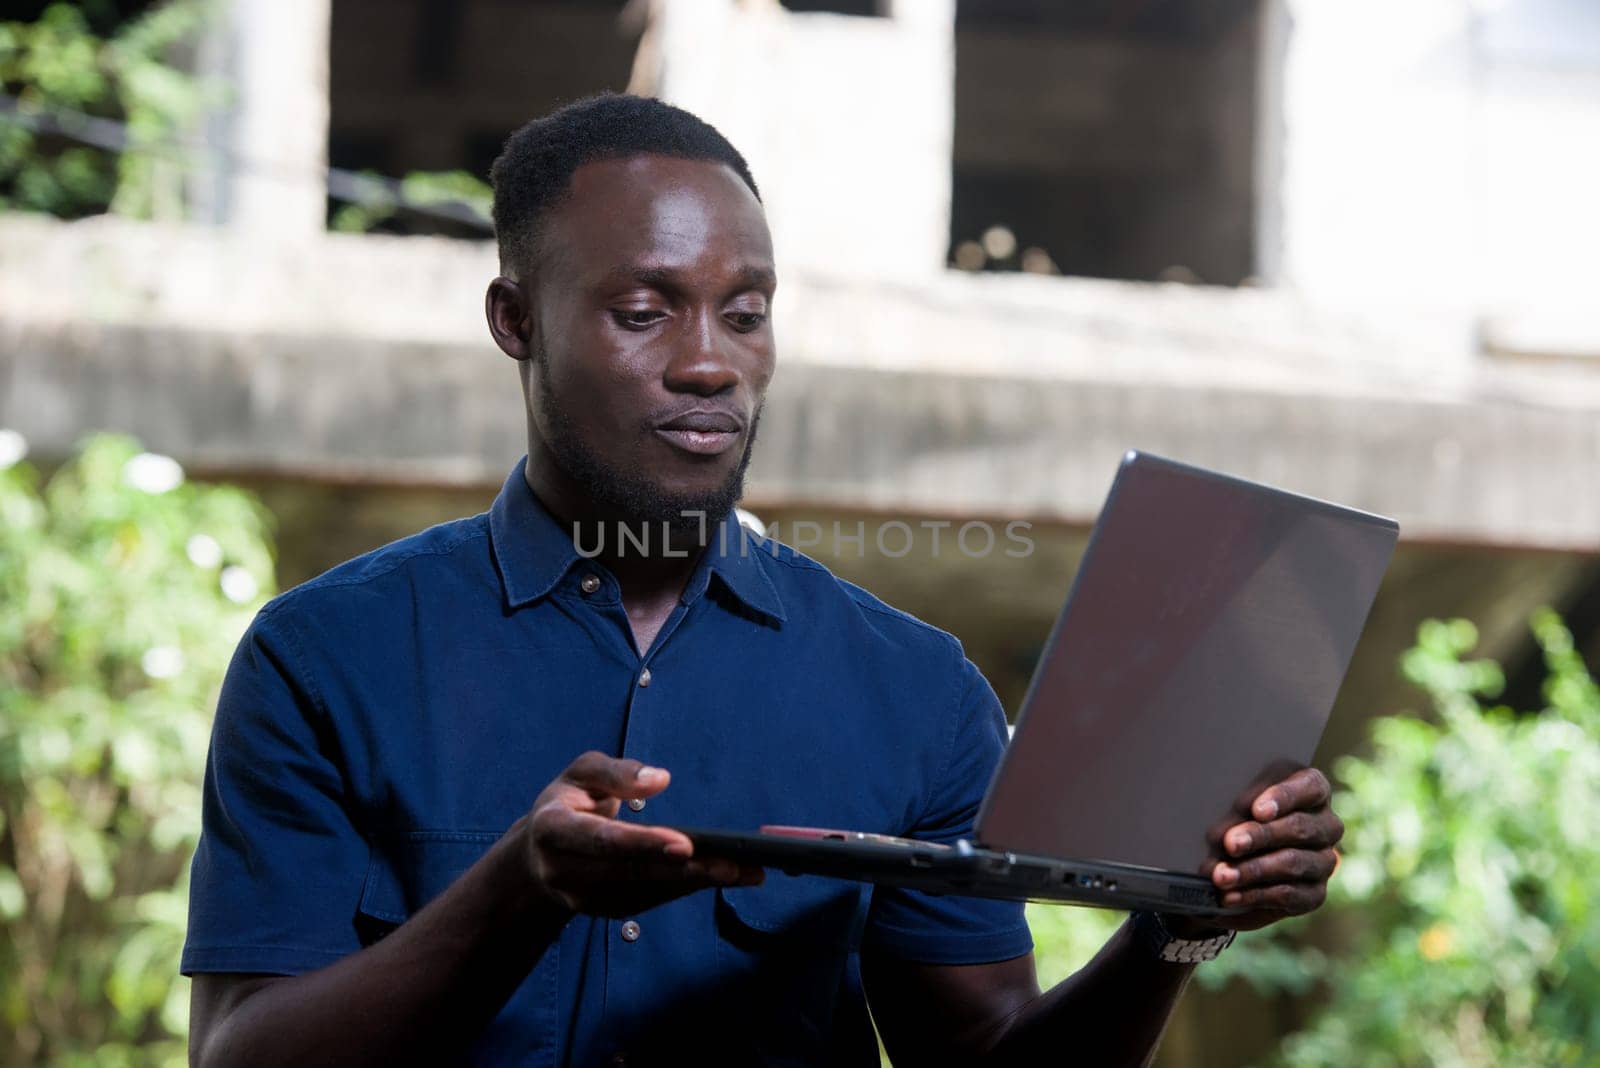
620,920,641,942
627,797,646,812
637,667,652,688
579,574,601,595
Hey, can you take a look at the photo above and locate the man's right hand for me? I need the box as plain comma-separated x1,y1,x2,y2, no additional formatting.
520,750,764,918
192,750,752,1068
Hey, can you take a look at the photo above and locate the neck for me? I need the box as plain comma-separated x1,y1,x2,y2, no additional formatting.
521,449,712,606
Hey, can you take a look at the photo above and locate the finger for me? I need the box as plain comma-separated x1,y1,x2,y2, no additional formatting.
1223,808,1343,857
562,750,672,801
1219,880,1327,915
580,862,767,916
556,845,763,892
1212,847,1337,890
1250,767,1331,822
541,808,695,859
574,861,753,909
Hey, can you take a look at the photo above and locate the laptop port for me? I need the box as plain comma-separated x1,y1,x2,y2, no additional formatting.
1060,871,1076,885
910,853,933,869
1106,880,1118,892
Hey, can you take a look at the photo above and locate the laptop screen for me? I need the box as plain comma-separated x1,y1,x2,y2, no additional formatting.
976,452,1397,874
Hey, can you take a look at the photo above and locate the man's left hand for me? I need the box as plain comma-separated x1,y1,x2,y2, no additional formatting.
1199,766,1344,933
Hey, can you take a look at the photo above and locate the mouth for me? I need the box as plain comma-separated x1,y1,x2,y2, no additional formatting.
654,427,742,456
655,410,744,457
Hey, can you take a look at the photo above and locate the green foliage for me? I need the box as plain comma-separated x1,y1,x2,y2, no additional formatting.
1231,614,1600,1067
329,168,493,234
0,1,218,219
0,433,274,1066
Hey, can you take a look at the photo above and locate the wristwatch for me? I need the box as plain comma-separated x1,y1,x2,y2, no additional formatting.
1132,911,1236,963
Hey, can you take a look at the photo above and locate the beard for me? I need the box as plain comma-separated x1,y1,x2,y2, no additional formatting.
533,352,762,542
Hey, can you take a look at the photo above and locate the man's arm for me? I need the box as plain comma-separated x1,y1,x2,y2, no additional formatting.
189,754,762,1068
864,924,1192,1067
864,768,1343,1066
191,819,563,1068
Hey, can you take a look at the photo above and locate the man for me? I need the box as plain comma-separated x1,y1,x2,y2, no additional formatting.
184,95,1342,1067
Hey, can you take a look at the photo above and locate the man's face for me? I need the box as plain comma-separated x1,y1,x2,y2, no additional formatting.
520,155,776,528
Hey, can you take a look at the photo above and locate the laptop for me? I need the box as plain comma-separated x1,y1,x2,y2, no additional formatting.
680,451,1399,917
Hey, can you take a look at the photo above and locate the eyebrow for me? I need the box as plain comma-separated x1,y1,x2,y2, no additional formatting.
604,264,777,293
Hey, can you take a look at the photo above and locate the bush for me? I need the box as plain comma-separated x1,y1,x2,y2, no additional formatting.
0,1,216,220
1272,612,1600,1066
0,432,274,1066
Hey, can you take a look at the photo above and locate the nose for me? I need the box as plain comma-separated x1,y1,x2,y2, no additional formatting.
663,308,740,397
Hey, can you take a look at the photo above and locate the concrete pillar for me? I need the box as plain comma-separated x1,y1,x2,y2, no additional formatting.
1252,0,1290,285
198,0,332,236
1471,0,1600,356
1278,0,1477,314
648,0,956,281
1277,0,1600,357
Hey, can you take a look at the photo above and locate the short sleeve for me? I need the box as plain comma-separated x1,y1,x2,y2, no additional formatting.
181,606,370,976
862,652,1034,965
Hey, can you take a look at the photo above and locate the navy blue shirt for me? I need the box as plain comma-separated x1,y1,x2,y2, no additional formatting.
183,460,1032,1066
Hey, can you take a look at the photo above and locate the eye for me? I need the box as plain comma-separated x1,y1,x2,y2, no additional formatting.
611,309,667,330
725,311,768,332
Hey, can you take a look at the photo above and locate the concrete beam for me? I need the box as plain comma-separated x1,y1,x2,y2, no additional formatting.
2,216,1597,551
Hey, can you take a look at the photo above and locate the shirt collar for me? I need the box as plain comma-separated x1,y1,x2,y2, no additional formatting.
488,459,787,624
686,509,788,624
488,459,588,608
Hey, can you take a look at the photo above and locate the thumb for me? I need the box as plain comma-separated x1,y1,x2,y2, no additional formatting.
562,750,672,801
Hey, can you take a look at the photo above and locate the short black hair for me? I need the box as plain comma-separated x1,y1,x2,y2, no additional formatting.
490,94,762,277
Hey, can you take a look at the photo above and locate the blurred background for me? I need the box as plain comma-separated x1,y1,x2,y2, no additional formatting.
1,0,1597,1064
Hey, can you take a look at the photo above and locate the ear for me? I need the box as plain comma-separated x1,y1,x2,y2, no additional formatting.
485,276,533,361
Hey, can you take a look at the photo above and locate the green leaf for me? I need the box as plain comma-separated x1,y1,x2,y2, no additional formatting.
0,866,25,919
